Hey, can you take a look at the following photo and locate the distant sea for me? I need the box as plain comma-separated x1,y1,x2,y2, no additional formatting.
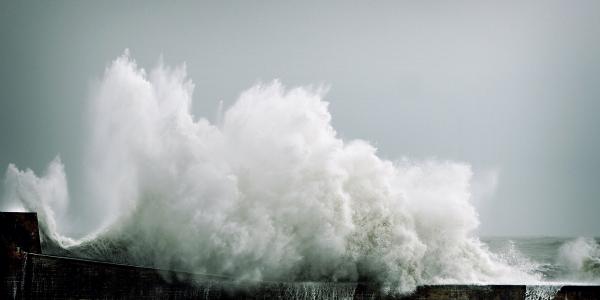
482,237,600,284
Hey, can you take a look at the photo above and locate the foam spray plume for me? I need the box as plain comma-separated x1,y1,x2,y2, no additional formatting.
1,52,537,294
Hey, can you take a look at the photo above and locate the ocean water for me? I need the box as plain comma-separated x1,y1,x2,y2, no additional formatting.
483,237,600,284
2,52,599,295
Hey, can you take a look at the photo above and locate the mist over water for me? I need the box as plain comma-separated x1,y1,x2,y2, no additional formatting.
1,52,597,294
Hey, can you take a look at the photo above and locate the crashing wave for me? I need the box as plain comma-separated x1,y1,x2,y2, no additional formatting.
1,51,537,294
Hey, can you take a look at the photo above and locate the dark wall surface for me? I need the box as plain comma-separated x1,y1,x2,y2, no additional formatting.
4,251,599,299
2,212,600,299
1,212,41,299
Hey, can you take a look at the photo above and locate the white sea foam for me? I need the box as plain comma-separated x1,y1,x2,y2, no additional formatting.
1,51,539,294
525,285,562,300
557,237,600,281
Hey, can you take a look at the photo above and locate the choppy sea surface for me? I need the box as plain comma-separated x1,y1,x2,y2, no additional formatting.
482,237,600,284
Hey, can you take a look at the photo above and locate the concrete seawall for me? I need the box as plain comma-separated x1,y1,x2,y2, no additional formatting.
6,254,600,299
2,212,599,299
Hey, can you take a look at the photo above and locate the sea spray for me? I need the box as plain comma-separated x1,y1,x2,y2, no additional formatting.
525,285,562,300
557,237,600,281
1,51,537,294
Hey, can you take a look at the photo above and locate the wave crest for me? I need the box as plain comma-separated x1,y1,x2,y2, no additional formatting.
557,237,600,281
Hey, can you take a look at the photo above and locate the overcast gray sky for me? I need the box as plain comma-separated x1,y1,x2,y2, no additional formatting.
1,1,599,236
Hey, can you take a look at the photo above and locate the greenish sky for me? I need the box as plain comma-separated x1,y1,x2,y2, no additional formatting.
1,1,599,236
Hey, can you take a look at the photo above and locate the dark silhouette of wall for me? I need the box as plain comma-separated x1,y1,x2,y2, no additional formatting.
2,212,599,299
